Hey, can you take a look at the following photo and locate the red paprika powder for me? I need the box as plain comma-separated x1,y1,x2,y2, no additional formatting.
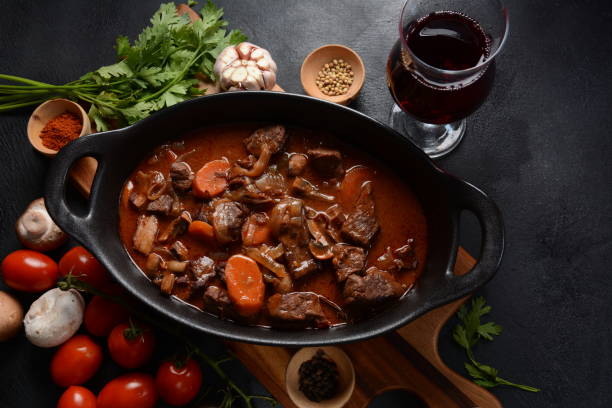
39,112,82,151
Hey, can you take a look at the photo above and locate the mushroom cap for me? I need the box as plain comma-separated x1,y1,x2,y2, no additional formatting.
24,288,84,348
16,198,67,252
0,291,24,342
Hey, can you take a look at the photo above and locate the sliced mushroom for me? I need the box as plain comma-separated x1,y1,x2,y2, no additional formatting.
144,253,164,276
170,241,189,261
291,177,335,202
160,273,176,295
245,246,292,293
146,171,167,200
229,144,272,179
15,198,67,252
166,261,188,274
306,216,333,260
158,211,192,243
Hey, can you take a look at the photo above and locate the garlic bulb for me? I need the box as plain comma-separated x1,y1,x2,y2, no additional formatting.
214,42,277,91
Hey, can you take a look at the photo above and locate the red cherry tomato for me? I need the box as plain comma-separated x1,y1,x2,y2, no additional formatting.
107,322,155,369
50,334,103,387
156,358,203,406
97,373,157,408
84,295,128,337
59,246,111,289
1,249,58,292
57,386,97,408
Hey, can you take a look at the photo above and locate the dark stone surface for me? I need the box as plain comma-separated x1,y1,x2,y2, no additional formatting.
1,0,611,407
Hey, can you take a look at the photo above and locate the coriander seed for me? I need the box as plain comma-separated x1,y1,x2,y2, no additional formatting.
315,59,354,96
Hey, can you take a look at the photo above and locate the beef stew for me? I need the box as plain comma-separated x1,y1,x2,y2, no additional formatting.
119,124,428,328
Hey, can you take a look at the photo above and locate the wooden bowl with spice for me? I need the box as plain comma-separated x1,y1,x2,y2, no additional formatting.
300,44,365,105
27,98,91,157
285,347,355,408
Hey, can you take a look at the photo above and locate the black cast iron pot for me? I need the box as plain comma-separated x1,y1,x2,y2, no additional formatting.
45,92,503,346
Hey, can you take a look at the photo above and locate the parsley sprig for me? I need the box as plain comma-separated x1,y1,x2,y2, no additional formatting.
0,1,246,131
453,296,540,392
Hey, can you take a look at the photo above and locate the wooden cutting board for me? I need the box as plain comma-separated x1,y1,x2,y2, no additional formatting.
66,5,501,407
226,248,501,408
70,146,500,408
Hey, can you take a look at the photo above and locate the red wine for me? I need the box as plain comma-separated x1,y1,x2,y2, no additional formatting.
387,11,494,124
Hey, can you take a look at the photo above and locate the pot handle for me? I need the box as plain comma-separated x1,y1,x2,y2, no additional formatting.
44,131,119,246
446,177,504,292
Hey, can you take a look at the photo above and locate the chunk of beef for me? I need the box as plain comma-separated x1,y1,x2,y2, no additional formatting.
146,194,174,215
129,192,147,209
270,198,318,278
194,202,212,223
377,238,418,272
170,161,194,192
204,285,234,318
255,167,287,197
307,148,344,179
226,176,273,205
343,267,404,307
288,153,308,177
341,182,379,246
189,256,216,289
267,292,329,328
212,200,247,245
170,240,189,261
160,273,175,295
244,125,287,156
133,215,159,255
332,244,366,282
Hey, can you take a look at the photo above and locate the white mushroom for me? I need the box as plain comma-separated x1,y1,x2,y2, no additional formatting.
16,198,67,252
214,42,277,91
23,288,84,348
0,291,24,341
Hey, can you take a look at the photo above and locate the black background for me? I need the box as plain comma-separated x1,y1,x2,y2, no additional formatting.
1,1,611,407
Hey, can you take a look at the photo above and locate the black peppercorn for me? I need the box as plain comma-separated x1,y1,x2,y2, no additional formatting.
298,349,340,402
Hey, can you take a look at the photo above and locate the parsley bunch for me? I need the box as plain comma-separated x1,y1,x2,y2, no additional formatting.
0,1,246,131
453,296,540,392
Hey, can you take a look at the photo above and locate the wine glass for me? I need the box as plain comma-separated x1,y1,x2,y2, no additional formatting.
386,0,509,158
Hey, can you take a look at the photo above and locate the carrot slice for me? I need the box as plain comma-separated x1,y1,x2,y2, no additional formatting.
193,159,230,198
339,165,375,209
188,220,215,243
241,214,272,246
224,255,265,317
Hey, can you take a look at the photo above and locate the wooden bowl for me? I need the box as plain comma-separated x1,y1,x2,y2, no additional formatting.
27,99,91,157
300,44,365,105
285,347,355,408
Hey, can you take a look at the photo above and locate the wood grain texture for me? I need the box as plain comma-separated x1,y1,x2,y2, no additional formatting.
226,248,502,408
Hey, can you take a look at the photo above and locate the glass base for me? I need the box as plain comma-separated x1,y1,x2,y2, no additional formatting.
388,103,466,159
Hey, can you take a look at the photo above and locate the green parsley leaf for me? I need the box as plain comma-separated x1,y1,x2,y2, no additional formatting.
0,1,245,124
452,296,540,392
